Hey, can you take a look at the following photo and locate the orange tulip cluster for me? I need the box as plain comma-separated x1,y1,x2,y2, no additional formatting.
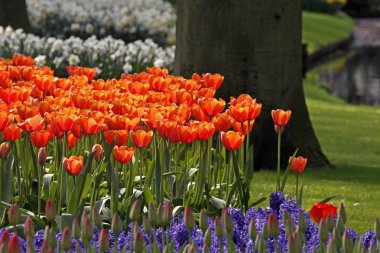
0,54,264,165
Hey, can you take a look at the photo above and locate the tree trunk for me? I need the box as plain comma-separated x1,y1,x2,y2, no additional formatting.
174,0,331,169
0,0,32,33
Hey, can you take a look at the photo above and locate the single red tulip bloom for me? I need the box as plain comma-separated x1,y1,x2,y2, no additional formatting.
212,113,232,132
63,156,84,176
198,98,226,117
2,124,23,142
104,130,129,146
113,146,134,164
130,130,153,148
289,156,308,174
176,125,197,144
17,114,45,132
196,121,215,141
202,73,224,90
310,203,337,224
220,131,245,150
30,130,53,148
271,109,291,126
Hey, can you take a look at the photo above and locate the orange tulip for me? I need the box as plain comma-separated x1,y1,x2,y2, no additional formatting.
2,124,23,141
232,120,255,135
33,75,54,91
106,116,141,131
146,67,168,77
0,71,11,88
198,98,226,117
220,131,245,150
0,112,14,131
67,131,78,149
79,116,102,135
72,94,90,109
63,156,84,176
52,113,78,132
175,90,194,105
66,66,97,81
17,114,45,132
202,73,224,90
289,156,308,174
15,105,39,121
196,88,216,99
18,84,32,101
229,94,254,106
103,130,129,146
113,146,134,164
212,113,232,132
143,108,163,129
12,54,36,66
271,109,291,126
150,76,169,92
129,82,150,95
180,79,201,92
130,130,153,148
156,119,177,139
176,125,197,144
196,122,215,141
30,130,53,148
0,86,20,104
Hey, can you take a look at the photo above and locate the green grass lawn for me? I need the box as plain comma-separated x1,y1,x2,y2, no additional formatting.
303,11,354,53
251,73,380,234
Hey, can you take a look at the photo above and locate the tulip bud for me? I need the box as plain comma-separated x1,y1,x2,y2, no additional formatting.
267,212,280,237
296,227,306,245
99,229,110,252
285,219,296,237
163,202,173,227
342,231,353,253
368,242,376,253
255,233,266,253
283,211,291,225
0,230,10,252
222,208,234,236
298,211,307,233
288,234,296,253
327,213,334,232
326,238,337,253
214,216,224,239
92,144,104,162
248,218,257,242
75,243,83,253
24,217,35,239
8,234,21,253
91,206,102,228
262,223,270,241
0,142,9,159
111,212,123,235
134,230,144,253
47,227,56,249
184,206,195,230
82,214,94,242
319,218,329,243
338,202,347,224
38,147,47,166
129,200,140,222
8,203,21,226
26,238,35,253
332,228,342,249
72,217,81,240
336,215,345,235
143,215,152,235
375,218,380,241
156,204,164,227
61,227,71,251
199,209,208,234
148,202,157,227
44,200,56,222
204,228,212,246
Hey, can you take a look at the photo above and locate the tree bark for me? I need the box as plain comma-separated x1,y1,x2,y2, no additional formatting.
174,0,331,169
0,0,32,33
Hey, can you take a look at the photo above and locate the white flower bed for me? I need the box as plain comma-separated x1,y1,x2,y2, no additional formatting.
0,26,175,78
26,0,176,44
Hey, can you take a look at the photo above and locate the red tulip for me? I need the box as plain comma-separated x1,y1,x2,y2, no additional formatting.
8,234,21,253
271,109,291,126
310,203,337,224
30,130,53,148
2,124,23,142
113,146,134,164
63,156,84,176
289,156,308,174
130,130,153,148
220,131,245,150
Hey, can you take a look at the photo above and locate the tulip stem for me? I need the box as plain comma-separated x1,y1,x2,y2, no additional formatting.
296,174,299,201
37,164,43,219
276,130,282,192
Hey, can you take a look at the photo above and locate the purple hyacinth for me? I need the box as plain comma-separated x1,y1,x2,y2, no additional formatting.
361,230,377,250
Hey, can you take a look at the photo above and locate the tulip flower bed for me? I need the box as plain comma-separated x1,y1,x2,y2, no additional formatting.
0,54,379,252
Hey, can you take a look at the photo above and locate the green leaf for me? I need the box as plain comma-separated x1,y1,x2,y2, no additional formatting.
319,195,337,204
244,144,254,183
55,213,75,232
249,196,268,207
143,187,154,205
280,149,298,192
226,181,238,207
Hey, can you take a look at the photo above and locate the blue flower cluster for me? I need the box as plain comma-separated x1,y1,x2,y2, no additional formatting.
0,193,374,252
